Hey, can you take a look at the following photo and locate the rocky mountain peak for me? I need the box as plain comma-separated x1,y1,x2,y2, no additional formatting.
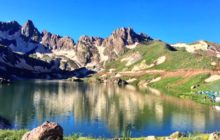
110,27,152,44
41,30,75,50
76,36,101,66
0,21,21,35
57,36,75,50
111,27,134,39
21,20,41,42
78,36,103,46
102,27,153,60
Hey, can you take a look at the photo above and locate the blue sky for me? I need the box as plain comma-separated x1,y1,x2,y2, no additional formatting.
0,0,219,43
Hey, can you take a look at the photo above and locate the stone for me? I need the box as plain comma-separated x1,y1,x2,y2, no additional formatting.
209,132,220,140
21,121,63,140
191,84,200,89
169,131,183,139
118,79,128,87
211,62,217,66
68,76,82,82
145,136,157,140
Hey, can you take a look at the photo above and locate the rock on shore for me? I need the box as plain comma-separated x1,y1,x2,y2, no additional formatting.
21,121,63,140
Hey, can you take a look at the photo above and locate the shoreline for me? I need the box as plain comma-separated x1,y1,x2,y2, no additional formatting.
87,71,220,106
0,129,218,140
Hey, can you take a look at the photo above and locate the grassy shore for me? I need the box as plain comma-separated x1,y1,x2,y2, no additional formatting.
0,130,212,140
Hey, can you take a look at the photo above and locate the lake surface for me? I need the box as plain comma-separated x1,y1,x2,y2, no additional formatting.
0,80,220,138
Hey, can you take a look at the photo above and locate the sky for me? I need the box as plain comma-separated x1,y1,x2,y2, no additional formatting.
0,0,219,44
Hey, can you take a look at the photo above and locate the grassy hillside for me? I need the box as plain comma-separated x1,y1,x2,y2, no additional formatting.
105,41,218,71
101,41,220,105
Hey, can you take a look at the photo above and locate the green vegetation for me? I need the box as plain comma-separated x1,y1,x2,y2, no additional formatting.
103,41,220,105
149,74,220,105
105,41,218,71
0,130,211,140
0,130,27,140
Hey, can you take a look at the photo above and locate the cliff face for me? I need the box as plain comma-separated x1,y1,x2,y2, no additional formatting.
21,20,41,42
41,31,75,50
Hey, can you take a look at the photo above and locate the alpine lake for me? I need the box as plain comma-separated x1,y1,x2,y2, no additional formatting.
0,80,220,138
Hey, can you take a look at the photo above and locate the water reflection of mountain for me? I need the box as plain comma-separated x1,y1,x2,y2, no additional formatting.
0,81,220,135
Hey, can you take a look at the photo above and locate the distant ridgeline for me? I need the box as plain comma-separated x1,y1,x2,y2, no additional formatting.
0,20,220,80
0,20,153,80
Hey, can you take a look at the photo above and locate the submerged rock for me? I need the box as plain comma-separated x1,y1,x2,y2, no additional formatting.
21,121,63,140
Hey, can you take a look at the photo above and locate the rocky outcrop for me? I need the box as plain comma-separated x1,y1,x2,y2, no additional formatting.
102,27,153,60
172,40,220,56
41,31,75,50
21,20,41,42
169,131,183,139
22,121,63,140
76,36,102,66
121,52,142,66
118,79,128,87
0,21,21,35
209,132,220,140
0,21,49,54
41,31,60,48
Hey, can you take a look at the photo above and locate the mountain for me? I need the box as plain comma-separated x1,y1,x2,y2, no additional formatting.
0,44,71,80
0,20,152,80
1,20,220,81
102,27,153,60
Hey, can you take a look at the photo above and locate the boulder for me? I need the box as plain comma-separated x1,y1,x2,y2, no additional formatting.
68,76,83,82
169,131,183,139
209,132,220,140
21,121,63,140
146,136,157,140
118,79,128,87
